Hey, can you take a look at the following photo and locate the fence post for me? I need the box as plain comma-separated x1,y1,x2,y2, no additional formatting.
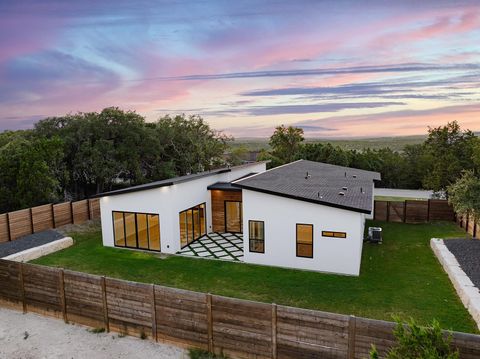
403,201,407,223
101,276,110,332
347,315,356,359
387,201,391,222
51,204,56,229
6,212,11,242
151,284,157,342
207,293,213,352
70,201,74,224
427,199,431,222
18,262,26,313
29,208,34,234
373,201,376,220
87,199,92,221
271,303,277,359
59,269,67,323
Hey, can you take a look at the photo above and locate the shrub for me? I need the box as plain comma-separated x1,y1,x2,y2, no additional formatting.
370,318,459,359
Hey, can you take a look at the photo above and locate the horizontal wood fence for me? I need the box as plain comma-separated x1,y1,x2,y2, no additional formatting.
0,198,100,243
1,259,479,359
373,199,455,224
456,213,479,239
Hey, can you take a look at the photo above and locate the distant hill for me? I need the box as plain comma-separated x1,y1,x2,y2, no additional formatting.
230,134,428,152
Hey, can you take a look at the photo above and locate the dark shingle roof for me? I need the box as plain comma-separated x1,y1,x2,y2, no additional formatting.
232,160,380,214
91,162,266,198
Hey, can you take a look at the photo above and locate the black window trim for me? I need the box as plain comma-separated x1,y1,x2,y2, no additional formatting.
112,210,161,252
296,223,314,258
179,202,207,249
248,220,265,254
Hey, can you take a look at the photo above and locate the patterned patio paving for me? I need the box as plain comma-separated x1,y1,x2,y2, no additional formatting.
177,232,243,261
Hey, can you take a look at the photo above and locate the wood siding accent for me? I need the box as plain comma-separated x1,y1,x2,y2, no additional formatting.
0,258,480,359
211,190,242,232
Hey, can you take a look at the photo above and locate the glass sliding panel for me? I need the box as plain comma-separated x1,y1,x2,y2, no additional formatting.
124,213,137,248
148,214,160,251
193,207,200,240
136,214,149,249
179,211,188,248
225,201,242,233
296,224,313,258
199,204,206,236
186,209,194,244
249,220,264,253
113,212,125,247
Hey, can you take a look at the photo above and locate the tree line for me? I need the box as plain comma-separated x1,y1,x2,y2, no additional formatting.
0,108,229,213
261,121,480,193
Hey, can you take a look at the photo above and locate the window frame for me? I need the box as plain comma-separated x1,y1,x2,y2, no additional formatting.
296,223,314,258
248,220,265,254
111,210,161,252
179,202,207,248
321,231,347,238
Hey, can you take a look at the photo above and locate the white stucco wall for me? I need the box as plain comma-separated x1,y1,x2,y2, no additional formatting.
100,162,266,254
242,189,365,276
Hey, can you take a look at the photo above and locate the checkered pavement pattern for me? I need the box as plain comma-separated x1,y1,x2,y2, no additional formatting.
177,232,244,261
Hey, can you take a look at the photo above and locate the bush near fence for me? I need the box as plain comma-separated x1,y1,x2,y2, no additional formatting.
0,259,479,359
0,198,100,243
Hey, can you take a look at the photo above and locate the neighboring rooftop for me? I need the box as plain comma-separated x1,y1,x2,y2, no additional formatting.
232,160,381,214
91,162,266,198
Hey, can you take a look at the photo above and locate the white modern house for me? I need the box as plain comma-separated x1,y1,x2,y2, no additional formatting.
95,160,380,276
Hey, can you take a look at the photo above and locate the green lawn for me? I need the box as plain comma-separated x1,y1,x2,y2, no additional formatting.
32,220,477,333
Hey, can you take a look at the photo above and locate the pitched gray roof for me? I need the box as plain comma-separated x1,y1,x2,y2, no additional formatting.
232,160,380,214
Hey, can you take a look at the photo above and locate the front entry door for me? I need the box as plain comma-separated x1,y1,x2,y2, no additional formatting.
225,201,242,233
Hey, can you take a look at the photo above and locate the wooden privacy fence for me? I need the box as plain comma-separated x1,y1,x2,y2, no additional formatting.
373,199,455,224
456,213,479,238
0,198,100,243
1,259,480,359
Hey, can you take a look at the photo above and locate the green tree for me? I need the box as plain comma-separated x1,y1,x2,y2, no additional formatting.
422,121,477,193
0,136,63,212
447,170,480,222
269,125,304,165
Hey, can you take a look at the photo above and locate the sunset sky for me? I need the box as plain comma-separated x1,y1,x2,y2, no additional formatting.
1,0,479,137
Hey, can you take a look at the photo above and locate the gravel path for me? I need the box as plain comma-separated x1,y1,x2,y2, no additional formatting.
0,307,186,359
444,239,480,288
0,230,63,258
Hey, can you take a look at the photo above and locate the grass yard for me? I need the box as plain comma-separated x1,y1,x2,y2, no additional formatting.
32,220,477,333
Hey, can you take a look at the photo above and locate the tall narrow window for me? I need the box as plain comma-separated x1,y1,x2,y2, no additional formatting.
179,203,207,248
112,211,160,252
113,212,125,247
249,220,264,253
296,224,313,258
148,214,160,250
124,213,137,248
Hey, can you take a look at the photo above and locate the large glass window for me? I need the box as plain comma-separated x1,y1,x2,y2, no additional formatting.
112,211,161,251
225,201,242,233
179,203,207,248
296,224,313,258
249,220,264,253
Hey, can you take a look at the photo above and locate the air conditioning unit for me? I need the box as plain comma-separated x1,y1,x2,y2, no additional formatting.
367,227,382,244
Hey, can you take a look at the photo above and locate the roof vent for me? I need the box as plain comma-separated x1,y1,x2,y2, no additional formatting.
305,171,311,179
338,191,345,196
344,172,347,177
352,174,357,178
342,186,348,191
360,187,364,193
317,191,323,199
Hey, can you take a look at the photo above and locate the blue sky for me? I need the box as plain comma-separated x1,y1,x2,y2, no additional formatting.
1,0,479,137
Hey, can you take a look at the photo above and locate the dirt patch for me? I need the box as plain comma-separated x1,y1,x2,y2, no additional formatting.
0,307,186,359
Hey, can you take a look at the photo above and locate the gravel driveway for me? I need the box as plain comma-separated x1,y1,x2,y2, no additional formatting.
0,307,186,359
0,230,64,258
444,239,480,289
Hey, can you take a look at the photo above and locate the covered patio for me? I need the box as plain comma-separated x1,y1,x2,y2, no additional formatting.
177,232,243,261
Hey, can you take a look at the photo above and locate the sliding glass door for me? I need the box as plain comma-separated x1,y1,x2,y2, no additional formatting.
225,201,242,233
112,211,161,251
179,203,206,248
